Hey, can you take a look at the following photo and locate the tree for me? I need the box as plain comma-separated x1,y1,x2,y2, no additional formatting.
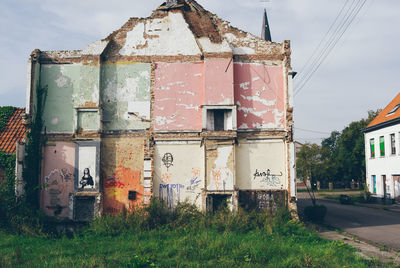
296,143,323,205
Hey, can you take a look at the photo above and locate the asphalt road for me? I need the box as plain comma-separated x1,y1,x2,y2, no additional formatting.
297,192,400,250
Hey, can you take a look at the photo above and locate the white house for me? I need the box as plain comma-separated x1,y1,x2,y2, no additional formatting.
364,93,400,200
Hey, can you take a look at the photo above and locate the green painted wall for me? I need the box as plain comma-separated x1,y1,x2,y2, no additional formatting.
78,111,99,131
40,64,101,133
101,63,151,131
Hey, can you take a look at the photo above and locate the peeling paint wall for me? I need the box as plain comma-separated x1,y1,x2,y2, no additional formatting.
101,63,151,131
120,12,201,57
41,142,75,218
206,143,235,191
101,137,146,214
41,65,78,133
154,143,204,208
41,64,101,133
204,59,234,105
154,62,203,131
236,140,286,190
234,64,285,130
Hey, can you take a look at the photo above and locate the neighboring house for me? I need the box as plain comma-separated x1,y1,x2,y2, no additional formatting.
0,108,26,183
24,0,295,221
364,93,400,200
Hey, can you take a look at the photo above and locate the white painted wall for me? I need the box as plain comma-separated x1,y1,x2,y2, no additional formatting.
365,123,400,198
154,142,204,209
236,139,287,190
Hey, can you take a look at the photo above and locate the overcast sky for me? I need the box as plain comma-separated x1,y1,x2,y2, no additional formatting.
0,0,398,143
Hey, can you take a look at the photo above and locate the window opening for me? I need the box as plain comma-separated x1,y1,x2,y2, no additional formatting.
379,136,385,157
391,134,396,155
388,104,400,115
369,138,375,158
214,110,225,131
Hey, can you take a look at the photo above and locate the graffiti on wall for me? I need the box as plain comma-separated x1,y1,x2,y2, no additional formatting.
210,167,233,191
187,168,201,193
104,166,142,214
257,192,276,211
159,184,185,208
161,172,172,183
253,169,283,187
44,168,74,216
162,153,174,170
45,169,73,183
80,168,94,189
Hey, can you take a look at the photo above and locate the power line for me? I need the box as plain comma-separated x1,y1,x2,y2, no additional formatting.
296,0,357,88
297,0,351,79
294,0,368,96
295,0,365,94
294,127,331,135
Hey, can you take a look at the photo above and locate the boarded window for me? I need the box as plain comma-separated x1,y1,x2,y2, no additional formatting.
370,138,375,158
391,134,396,155
74,196,95,222
379,136,385,157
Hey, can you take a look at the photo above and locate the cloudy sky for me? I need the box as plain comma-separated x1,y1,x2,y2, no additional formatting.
0,0,398,142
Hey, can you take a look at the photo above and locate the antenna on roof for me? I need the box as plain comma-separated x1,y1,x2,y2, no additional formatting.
260,0,272,41
166,0,178,7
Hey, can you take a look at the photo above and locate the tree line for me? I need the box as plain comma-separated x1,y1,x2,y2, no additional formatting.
296,110,380,189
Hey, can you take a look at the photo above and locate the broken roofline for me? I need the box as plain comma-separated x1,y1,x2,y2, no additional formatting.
33,0,290,64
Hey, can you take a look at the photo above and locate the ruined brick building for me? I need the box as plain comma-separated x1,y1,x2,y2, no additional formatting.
24,0,295,221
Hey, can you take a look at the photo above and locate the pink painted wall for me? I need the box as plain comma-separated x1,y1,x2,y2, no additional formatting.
204,59,234,105
41,142,75,218
234,63,285,129
154,62,204,131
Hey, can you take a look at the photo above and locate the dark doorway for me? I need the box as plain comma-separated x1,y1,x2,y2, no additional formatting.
207,194,231,213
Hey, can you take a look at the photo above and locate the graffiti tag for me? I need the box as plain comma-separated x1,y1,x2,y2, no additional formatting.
104,178,125,189
159,184,184,208
210,167,233,191
253,169,282,187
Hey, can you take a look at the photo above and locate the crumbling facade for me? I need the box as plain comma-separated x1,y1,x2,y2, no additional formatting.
25,0,295,221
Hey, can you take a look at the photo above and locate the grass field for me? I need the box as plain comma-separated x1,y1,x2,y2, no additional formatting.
0,201,386,267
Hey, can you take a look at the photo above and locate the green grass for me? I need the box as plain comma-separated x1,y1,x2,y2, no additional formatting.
0,210,380,267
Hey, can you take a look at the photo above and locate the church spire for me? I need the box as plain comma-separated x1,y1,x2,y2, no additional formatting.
261,8,272,42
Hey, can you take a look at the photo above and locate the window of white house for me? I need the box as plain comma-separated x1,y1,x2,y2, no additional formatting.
369,138,375,158
379,136,385,157
390,133,396,155
202,106,237,131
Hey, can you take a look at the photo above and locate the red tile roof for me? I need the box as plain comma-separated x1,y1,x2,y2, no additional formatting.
0,108,26,154
367,93,400,129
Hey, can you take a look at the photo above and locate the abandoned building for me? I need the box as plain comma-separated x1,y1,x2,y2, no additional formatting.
23,0,295,221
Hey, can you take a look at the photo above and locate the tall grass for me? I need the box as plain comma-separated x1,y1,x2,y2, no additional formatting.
0,198,384,267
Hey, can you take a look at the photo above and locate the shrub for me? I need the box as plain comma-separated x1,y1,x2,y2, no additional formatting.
303,205,327,222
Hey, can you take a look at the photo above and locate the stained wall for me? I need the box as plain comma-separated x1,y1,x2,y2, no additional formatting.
204,59,234,105
234,63,285,129
41,142,75,218
236,140,286,190
206,142,235,191
41,64,101,133
101,63,151,131
154,143,204,208
154,62,204,131
101,137,146,214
